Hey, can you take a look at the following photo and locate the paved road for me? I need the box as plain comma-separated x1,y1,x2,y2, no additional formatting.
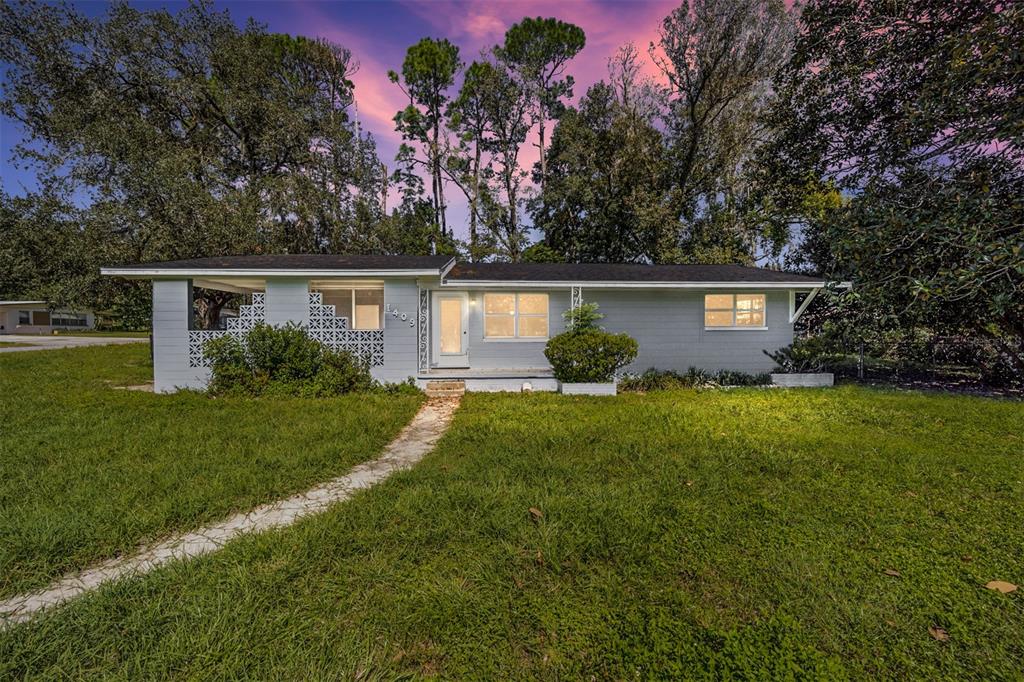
0,335,148,353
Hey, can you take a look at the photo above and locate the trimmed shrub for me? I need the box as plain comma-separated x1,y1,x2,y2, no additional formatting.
545,303,638,384
203,323,379,397
545,328,638,383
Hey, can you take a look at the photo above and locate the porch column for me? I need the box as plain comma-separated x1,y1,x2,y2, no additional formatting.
570,285,583,312
152,279,208,393
417,286,429,372
264,278,310,327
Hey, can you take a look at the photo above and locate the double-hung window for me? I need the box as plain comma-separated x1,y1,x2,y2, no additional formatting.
704,293,766,328
484,293,549,339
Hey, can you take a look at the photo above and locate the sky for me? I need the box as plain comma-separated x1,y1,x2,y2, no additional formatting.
0,0,684,239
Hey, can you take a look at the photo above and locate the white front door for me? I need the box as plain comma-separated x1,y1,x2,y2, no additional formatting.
432,292,469,367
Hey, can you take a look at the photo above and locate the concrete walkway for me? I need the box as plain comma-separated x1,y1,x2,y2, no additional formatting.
0,335,148,353
0,396,460,627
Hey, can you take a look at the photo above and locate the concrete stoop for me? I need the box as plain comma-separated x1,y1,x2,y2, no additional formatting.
425,380,466,398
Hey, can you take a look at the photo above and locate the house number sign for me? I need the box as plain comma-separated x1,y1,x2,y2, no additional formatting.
385,303,415,327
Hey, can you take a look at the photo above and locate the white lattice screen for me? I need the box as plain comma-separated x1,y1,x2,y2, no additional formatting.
188,292,385,368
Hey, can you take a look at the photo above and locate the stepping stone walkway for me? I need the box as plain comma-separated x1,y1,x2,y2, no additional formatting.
0,396,460,628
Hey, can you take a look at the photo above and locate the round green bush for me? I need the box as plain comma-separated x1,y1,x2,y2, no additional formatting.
544,328,638,383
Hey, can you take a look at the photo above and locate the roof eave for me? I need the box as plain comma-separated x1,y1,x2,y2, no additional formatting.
441,279,827,289
101,266,449,279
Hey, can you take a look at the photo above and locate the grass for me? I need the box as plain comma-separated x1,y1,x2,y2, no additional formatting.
0,341,33,347
2,386,1022,678
0,344,423,600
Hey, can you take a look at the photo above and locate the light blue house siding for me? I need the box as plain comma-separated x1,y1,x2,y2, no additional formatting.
151,280,793,392
459,288,790,375
462,290,570,370
588,289,791,374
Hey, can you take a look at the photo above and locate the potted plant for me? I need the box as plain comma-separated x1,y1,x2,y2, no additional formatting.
545,303,638,395
763,339,834,387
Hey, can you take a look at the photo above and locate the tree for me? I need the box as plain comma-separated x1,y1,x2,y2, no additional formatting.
0,1,387,326
533,79,676,263
477,61,533,261
389,38,462,247
446,60,497,260
498,17,585,193
769,0,1024,380
770,0,1023,192
654,0,794,263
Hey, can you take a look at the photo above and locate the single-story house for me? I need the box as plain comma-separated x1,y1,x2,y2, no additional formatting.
0,301,96,335
101,255,830,393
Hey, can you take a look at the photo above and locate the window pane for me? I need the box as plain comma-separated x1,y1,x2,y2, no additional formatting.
518,315,548,338
18,311,30,324
484,293,515,315
517,293,548,315
736,310,765,327
705,310,733,327
736,294,765,311
484,315,515,338
440,298,462,352
354,289,383,329
321,289,354,325
705,294,733,310
355,305,381,330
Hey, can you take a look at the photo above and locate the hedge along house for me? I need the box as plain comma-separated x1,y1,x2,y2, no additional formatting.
101,255,829,393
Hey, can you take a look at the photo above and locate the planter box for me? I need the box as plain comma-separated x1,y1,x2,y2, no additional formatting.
771,372,834,387
560,381,617,396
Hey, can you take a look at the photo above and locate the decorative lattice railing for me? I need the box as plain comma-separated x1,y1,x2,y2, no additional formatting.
188,292,385,368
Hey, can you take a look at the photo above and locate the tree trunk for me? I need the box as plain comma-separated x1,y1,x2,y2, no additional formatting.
538,102,547,192
470,140,481,260
195,290,235,330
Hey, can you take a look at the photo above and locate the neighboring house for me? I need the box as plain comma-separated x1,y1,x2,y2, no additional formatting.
101,255,828,393
0,301,95,335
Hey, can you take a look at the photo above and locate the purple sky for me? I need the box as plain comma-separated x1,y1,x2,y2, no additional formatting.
0,0,684,238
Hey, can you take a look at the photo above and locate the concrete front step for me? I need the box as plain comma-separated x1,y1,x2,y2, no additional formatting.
425,380,466,397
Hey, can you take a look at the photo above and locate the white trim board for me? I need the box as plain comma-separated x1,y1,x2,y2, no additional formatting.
442,280,827,289
102,268,447,278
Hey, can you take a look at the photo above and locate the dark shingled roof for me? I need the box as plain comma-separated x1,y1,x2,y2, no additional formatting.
446,262,824,284
111,254,455,271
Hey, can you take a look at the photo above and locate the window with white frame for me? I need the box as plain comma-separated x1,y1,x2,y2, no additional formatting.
319,288,384,330
483,293,549,339
18,310,30,325
704,293,766,328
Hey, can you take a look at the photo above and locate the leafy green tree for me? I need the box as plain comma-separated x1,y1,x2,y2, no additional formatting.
446,60,497,260
655,0,795,263
533,80,676,263
498,17,586,192
389,38,462,246
477,60,533,261
771,0,1023,191
1,1,387,325
770,0,1024,377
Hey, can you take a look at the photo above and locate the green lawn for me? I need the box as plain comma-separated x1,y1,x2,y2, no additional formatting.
2,386,1021,679
0,341,33,347
0,344,423,600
